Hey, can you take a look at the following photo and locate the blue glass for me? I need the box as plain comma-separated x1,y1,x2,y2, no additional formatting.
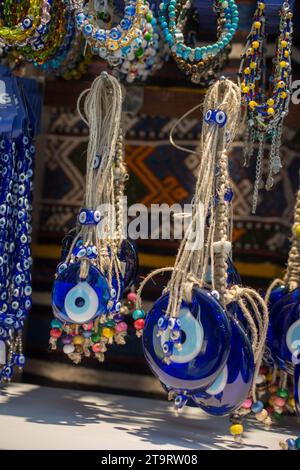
190,317,254,416
52,262,110,324
267,284,288,309
268,289,299,368
118,239,139,288
108,274,124,313
143,287,231,392
294,363,300,419
280,298,300,372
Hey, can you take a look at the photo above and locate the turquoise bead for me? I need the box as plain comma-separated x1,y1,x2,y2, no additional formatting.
133,309,145,320
51,319,62,329
295,437,300,450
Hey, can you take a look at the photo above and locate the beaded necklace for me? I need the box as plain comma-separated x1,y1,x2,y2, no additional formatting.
159,0,239,84
239,1,293,213
0,0,41,46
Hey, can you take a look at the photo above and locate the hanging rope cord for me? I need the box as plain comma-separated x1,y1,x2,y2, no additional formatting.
136,78,269,401
65,72,125,294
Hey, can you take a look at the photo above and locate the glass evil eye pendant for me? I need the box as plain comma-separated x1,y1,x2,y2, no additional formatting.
294,363,300,419
281,298,300,374
268,289,299,369
189,317,254,416
142,287,231,396
52,262,110,324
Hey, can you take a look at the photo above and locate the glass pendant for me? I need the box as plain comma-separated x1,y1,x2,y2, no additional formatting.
143,287,231,393
294,363,300,419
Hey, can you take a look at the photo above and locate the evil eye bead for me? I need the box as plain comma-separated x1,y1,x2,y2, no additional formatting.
168,317,181,332
174,394,188,410
109,28,122,41
22,17,33,29
78,209,101,225
15,354,25,367
120,18,131,31
57,263,68,274
110,288,117,298
93,154,101,169
190,317,254,416
143,287,231,392
94,210,101,223
78,210,87,224
215,110,227,127
157,315,168,331
83,24,93,36
204,109,213,124
52,262,110,324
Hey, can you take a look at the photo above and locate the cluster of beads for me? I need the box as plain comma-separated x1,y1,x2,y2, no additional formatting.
239,1,293,213
159,0,239,84
75,0,167,83
279,436,300,450
0,132,35,383
125,292,145,337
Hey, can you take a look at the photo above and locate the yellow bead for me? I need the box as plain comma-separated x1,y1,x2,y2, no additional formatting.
280,91,287,99
250,62,257,69
277,81,285,89
287,12,293,19
285,32,290,39
283,71,288,78
267,107,275,115
252,41,260,49
254,21,261,29
247,47,254,55
293,224,300,239
244,67,251,75
249,100,258,109
242,86,249,93
280,61,287,68
249,83,255,90
230,424,244,436
258,2,265,10
266,373,273,382
267,98,274,106
289,397,295,408
102,327,115,339
284,50,289,58
73,335,84,345
281,40,288,48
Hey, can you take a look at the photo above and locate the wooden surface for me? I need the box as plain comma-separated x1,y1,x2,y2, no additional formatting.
0,383,299,450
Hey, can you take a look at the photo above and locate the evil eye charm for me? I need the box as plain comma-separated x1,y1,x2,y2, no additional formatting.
294,363,300,418
52,262,110,324
22,17,33,30
283,299,300,373
118,239,139,288
109,28,122,41
190,317,254,416
204,109,227,127
78,209,101,225
143,287,231,392
107,274,124,313
268,289,299,369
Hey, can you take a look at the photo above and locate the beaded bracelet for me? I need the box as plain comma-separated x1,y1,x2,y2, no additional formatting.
239,1,293,212
0,0,41,46
159,0,239,83
75,0,148,52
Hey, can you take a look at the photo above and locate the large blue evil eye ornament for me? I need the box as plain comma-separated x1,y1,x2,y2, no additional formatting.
143,287,231,392
52,262,110,324
189,317,254,416
268,289,299,369
294,363,300,418
281,298,300,373
118,239,139,288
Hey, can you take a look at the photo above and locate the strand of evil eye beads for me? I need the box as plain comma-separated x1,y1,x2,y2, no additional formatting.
93,1,167,83
159,0,239,84
75,0,147,52
239,1,293,213
0,134,35,384
0,0,43,47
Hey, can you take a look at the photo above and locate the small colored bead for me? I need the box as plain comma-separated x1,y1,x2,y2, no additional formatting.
230,424,243,436
249,100,258,109
51,319,63,329
251,401,264,413
132,309,145,320
267,99,274,106
127,292,137,303
91,333,102,343
295,437,300,450
255,409,268,422
288,397,295,408
254,21,261,29
62,335,72,345
281,40,288,48
73,335,84,346
92,343,102,353
134,318,145,330
268,384,278,394
276,388,289,399
273,396,286,407
82,322,94,331
63,344,75,354
241,398,253,409
267,107,275,115
252,41,260,49
293,224,300,238
286,438,296,450
102,327,115,339
50,328,62,339
115,322,128,333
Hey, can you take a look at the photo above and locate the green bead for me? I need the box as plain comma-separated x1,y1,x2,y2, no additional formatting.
136,47,144,57
105,320,116,328
272,411,282,421
91,333,101,343
132,309,145,320
144,32,152,41
146,12,153,22
295,437,300,450
276,388,289,399
51,319,63,329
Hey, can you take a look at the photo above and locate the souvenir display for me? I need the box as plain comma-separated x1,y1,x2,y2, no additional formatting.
159,0,239,84
49,72,136,364
135,78,269,442
0,65,42,383
239,1,293,212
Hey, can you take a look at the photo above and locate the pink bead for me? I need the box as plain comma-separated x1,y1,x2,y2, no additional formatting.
241,398,253,409
115,322,128,333
273,396,286,407
127,292,137,303
82,322,93,331
92,343,102,353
